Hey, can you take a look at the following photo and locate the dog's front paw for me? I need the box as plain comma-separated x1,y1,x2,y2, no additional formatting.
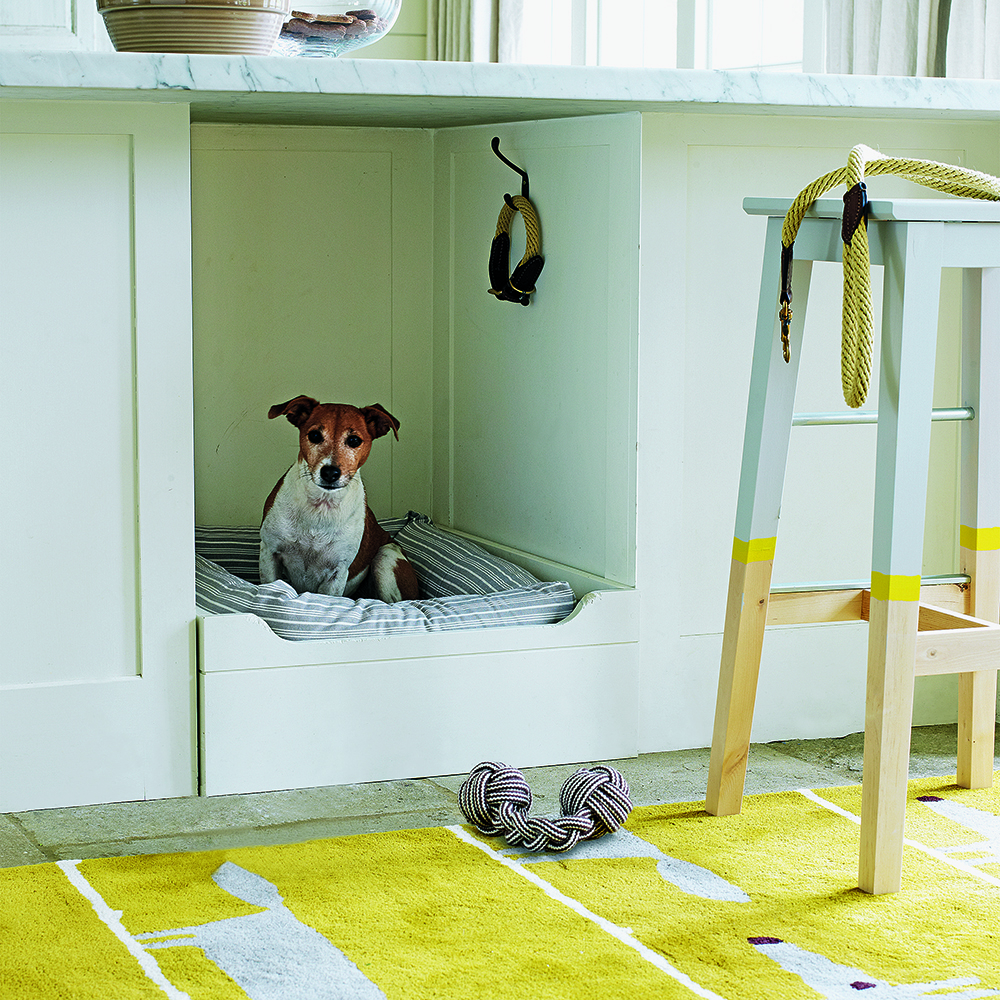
316,565,351,598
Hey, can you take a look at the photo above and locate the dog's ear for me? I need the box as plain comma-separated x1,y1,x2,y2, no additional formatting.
268,396,319,427
360,404,400,441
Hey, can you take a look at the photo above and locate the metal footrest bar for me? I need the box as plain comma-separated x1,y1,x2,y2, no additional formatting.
792,406,974,426
769,573,971,594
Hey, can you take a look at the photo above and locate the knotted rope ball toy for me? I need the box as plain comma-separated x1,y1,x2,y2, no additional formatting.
458,760,633,852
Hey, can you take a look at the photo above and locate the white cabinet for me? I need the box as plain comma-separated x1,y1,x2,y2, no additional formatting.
0,102,196,811
0,101,643,809
1,58,997,810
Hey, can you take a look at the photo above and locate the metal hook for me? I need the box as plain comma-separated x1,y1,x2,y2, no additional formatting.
492,136,529,199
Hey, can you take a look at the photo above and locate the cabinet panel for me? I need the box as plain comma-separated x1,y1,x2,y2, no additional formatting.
0,102,195,811
433,115,640,586
1,133,139,685
635,112,1000,750
191,126,434,528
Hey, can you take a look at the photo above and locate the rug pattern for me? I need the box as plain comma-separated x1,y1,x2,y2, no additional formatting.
1,775,998,999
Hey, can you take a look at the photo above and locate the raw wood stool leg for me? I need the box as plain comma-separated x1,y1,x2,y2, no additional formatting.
957,267,1000,789
859,222,943,895
706,217,811,816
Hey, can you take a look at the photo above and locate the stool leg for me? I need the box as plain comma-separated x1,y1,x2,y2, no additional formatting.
957,267,1000,789
707,217,811,816
860,222,943,894
860,598,920,894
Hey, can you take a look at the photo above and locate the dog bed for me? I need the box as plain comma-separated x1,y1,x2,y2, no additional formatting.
195,513,577,641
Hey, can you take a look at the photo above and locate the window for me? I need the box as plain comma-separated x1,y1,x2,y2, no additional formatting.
517,0,815,72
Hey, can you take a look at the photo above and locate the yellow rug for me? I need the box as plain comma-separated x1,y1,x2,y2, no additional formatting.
2,774,998,999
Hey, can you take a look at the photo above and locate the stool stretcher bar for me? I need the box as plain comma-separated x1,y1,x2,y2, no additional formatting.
791,406,974,426
769,573,970,594
766,581,974,627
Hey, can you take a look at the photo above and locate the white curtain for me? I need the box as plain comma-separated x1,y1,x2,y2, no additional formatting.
825,0,948,74
496,0,524,61
826,0,999,77
426,0,524,61
944,0,1000,77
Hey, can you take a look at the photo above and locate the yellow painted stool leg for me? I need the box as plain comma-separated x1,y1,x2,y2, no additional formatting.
957,544,999,788
706,214,812,817
858,221,943,894
956,268,1000,789
859,596,919,895
707,554,774,815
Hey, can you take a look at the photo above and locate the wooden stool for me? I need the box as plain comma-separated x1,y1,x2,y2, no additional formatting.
706,197,1000,894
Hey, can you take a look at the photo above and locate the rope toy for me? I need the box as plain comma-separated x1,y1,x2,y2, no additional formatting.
779,144,1000,408
458,760,632,852
488,194,544,306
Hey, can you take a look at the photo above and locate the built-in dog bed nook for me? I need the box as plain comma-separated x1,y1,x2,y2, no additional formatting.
191,117,641,798
195,514,577,639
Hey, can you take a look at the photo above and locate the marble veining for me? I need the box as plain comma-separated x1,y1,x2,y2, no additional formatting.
2,50,999,127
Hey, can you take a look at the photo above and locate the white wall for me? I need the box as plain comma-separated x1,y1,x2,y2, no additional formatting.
342,0,428,61
191,115,640,589
431,115,640,585
190,125,435,528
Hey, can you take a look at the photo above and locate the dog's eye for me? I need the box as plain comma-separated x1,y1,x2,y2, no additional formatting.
346,434,362,448
307,429,324,444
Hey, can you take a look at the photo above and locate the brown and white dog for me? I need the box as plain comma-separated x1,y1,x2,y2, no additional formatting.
259,396,420,602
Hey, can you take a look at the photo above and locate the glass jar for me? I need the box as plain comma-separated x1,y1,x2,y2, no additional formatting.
273,2,402,57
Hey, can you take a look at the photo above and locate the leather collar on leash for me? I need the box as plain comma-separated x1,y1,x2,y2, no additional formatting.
488,193,544,306
778,144,1000,408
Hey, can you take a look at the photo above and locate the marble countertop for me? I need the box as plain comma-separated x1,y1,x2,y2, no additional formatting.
3,50,1000,127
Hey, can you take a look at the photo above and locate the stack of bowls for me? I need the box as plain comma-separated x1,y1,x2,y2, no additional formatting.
98,0,292,55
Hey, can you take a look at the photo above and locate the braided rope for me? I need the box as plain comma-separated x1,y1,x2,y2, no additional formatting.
488,194,544,305
495,195,542,256
779,145,1000,408
458,760,633,853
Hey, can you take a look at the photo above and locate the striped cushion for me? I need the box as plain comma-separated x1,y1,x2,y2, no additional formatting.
194,525,264,583
194,516,575,640
195,556,576,641
394,514,538,597
194,514,537,595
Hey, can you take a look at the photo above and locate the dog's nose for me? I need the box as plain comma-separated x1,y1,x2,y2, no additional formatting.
319,465,340,486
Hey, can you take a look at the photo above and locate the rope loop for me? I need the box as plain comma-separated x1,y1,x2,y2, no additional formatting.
779,145,1000,408
488,194,544,306
458,760,633,853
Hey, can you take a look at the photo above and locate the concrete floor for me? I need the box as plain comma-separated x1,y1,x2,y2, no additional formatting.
2,723,997,869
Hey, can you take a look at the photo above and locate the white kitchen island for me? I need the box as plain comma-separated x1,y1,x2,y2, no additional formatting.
2,54,997,809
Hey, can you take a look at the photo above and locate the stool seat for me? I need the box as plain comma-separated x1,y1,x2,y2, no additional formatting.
706,195,1000,894
745,196,1000,223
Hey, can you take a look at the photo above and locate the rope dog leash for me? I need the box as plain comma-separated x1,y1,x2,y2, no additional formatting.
779,144,1000,408
488,194,544,306
458,760,632,852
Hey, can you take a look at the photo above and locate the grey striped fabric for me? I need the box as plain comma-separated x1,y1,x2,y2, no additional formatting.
194,525,265,583
194,516,576,641
394,514,538,597
193,520,410,586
